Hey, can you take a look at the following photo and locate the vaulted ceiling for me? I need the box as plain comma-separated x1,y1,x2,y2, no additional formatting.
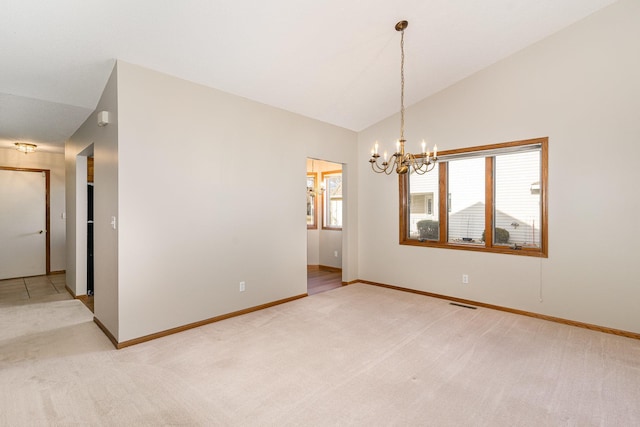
0,0,618,153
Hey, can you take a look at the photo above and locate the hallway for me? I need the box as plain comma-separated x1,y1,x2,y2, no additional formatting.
0,274,71,306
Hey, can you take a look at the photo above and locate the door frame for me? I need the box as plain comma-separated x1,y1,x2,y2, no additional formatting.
305,158,345,283
74,146,93,297
0,166,51,275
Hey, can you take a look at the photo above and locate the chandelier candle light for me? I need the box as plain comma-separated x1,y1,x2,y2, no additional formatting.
369,20,437,175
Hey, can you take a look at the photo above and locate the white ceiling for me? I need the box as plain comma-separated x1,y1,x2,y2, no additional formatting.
0,0,618,153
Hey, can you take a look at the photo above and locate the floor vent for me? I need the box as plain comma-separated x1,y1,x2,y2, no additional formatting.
450,302,477,310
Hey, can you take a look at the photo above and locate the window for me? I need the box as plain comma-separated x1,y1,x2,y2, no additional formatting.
323,171,342,229
306,173,317,229
400,137,548,257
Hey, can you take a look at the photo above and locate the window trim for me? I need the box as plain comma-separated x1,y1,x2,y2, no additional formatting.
307,172,318,230
322,170,343,231
399,137,548,257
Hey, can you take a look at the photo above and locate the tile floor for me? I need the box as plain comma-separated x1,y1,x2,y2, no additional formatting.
0,274,72,306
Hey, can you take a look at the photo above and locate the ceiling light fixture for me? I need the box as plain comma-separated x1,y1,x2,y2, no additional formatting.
369,20,437,175
307,160,325,196
15,142,37,154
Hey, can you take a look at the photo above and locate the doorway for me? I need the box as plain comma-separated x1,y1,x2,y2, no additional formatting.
74,145,93,299
0,167,50,280
87,156,94,296
306,158,344,295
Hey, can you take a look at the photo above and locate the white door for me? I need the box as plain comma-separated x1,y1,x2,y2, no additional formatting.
0,169,46,280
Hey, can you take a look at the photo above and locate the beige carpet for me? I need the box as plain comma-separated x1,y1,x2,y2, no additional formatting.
1,284,639,426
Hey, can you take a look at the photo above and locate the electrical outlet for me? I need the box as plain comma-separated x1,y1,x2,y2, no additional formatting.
239,281,246,292
462,274,469,284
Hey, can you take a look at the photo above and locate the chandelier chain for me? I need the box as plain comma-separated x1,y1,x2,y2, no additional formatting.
400,28,405,141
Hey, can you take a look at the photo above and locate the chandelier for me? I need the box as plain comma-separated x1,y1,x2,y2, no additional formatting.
369,20,437,175
15,142,37,154
306,160,325,196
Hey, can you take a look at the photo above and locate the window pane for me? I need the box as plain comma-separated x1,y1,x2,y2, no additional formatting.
325,175,342,228
408,164,439,240
447,158,485,244
495,151,541,248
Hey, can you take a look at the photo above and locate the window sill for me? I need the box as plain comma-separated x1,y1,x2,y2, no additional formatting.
400,238,547,258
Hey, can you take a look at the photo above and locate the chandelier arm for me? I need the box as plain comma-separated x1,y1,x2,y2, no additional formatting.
370,154,402,175
386,155,399,175
391,156,402,175
370,161,384,173
411,160,436,175
405,153,421,171
370,157,392,174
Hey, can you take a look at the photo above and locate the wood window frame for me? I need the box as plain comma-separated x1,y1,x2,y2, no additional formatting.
399,137,548,258
321,170,343,231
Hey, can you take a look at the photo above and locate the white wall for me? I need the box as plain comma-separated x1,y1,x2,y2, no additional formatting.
318,231,342,269
67,64,119,338
111,61,356,342
0,148,66,272
358,0,640,334
306,229,320,265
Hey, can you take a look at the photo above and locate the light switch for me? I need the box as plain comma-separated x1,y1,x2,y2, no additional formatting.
110,216,117,230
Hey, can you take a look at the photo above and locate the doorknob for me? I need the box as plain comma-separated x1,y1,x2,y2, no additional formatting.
39,230,46,234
